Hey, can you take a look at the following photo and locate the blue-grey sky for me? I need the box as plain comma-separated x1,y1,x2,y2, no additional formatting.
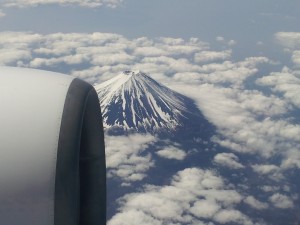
1,0,299,62
1,0,299,44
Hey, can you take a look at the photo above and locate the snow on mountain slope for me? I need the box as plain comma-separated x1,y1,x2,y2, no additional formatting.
95,71,191,133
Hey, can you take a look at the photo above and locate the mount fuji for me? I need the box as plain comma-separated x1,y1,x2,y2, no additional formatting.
95,71,204,134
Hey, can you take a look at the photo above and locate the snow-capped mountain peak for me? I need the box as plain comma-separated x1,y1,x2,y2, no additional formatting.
95,71,191,133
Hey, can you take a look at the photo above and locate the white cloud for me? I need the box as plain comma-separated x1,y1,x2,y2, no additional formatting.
108,209,161,225
275,32,300,68
1,0,122,8
190,200,221,218
140,56,201,74
109,168,258,225
234,90,289,116
157,37,184,46
119,192,186,221
30,54,88,67
292,50,300,67
216,36,225,42
173,57,271,88
194,50,232,63
281,148,300,169
215,36,236,46
244,196,268,210
252,164,280,175
213,153,244,169
105,134,156,184
172,168,225,191
91,52,134,66
0,31,134,82
213,209,252,225
0,31,42,44
156,146,187,160
228,40,237,46
0,48,31,66
0,32,42,65
134,46,168,57
256,67,300,107
0,31,268,88
275,32,300,49
169,83,297,159
260,185,280,192
269,193,294,209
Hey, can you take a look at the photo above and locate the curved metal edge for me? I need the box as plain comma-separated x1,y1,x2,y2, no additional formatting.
55,78,106,225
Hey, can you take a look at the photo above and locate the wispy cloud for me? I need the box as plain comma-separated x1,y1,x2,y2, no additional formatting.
269,193,294,209
1,0,122,8
252,164,283,181
275,32,300,68
257,66,300,107
244,196,268,210
213,152,244,169
275,32,300,50
194,50,232,63
0,10,6,18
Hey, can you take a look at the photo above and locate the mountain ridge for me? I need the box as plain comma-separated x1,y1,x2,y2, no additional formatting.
95,71,194,133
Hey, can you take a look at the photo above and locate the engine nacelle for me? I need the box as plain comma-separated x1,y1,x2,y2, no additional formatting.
0,67,106,225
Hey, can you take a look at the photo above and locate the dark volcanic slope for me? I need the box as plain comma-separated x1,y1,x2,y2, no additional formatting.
95,71,196,133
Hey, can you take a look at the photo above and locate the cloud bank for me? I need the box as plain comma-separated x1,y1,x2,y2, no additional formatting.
109,168,264,225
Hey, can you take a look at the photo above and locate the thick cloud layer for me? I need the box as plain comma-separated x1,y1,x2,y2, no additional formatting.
0,31,299,224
